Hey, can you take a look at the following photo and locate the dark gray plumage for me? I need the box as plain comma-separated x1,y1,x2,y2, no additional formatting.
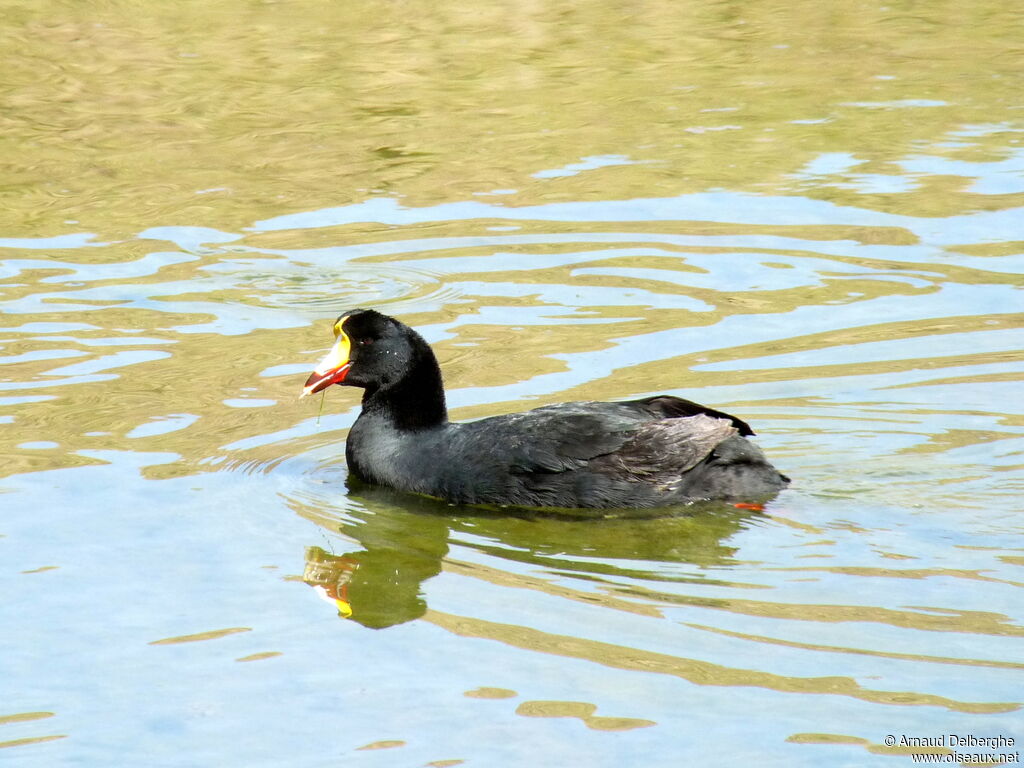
305,309,789,510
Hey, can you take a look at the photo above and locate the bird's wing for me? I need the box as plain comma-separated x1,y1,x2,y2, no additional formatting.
591,413,738,480
503,409,638,474
498,405,736,479
630,395,755,436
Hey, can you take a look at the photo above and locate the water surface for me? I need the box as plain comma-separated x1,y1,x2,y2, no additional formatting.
2,1,1022,765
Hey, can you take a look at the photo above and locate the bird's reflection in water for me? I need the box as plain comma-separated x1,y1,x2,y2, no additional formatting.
295,478,767,629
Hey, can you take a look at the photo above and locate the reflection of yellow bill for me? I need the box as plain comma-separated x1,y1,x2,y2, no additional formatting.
312,585,354,619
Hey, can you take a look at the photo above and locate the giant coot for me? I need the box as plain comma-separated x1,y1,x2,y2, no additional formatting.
303,309,789,509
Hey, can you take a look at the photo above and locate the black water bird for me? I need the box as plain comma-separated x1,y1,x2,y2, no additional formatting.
302,309,789,509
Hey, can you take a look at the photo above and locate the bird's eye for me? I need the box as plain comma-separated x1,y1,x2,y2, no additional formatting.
359,338,374,347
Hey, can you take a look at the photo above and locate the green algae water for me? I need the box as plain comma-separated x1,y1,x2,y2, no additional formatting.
1,1,1022,765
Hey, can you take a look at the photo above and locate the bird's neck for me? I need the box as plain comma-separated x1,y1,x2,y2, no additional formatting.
361,355,448,431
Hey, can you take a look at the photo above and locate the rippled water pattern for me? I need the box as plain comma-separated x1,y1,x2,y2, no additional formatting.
2,2,1022,765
